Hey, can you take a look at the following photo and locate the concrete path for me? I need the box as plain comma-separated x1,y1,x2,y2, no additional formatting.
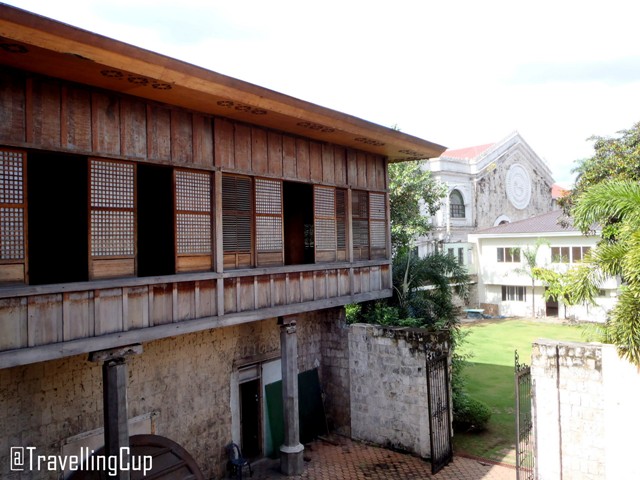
249,436,516,480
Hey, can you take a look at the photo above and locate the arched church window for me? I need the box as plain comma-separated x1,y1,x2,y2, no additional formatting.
449,189,465,218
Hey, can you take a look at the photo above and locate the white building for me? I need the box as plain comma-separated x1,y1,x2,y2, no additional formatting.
417,131,555,274
468,210,618,321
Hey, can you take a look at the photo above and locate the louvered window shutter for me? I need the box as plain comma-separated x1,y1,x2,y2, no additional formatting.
352,190,370,260
335,189,347,261
0,149,27,283
222,174,252,269
314,185,337,262
89,158,136,279
255,178,283,266
369,192,387,259
175,169,212,272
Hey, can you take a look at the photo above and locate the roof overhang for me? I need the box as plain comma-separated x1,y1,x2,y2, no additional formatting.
0,4,446,161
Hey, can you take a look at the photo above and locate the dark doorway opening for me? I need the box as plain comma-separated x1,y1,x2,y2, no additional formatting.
240,379,261,459
283,182,313,265
27,153,88,285
545,288,559,317
137,164,175,276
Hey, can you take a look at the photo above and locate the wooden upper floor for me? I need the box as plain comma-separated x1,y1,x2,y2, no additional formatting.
0,5,445,368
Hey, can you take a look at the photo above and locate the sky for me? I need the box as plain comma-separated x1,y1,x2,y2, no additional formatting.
5,0,640,186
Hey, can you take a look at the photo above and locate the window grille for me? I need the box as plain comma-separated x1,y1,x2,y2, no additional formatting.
0,150,25,262
255,178,283,253
175,170,211,255
315,186,337,252
449,190,465,218
90,159,135,257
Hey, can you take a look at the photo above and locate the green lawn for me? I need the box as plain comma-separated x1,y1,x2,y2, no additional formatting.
453,319,586,464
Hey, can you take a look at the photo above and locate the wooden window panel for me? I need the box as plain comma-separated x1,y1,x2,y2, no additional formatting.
314,185,337,262
89,158,136,279
369,192,387,259
255,178,283,266
0,149,27,283
352,190,369,260
336,189,347,261
222,174,252,269
175,169,212,272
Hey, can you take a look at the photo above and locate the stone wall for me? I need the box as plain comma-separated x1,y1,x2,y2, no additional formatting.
348,324,449,458
0,308,349,479
532,340,640,480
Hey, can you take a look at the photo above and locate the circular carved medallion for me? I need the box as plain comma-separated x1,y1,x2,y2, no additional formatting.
506,164,531,209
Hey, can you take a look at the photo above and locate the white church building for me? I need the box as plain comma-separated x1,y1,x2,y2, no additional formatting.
418,131,614,321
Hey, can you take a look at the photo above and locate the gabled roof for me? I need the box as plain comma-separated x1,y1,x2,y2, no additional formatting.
474,210,577,235
0,4,446,162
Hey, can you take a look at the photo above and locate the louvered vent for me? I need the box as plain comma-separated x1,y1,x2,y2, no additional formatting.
336,189,346,250
222,175,252,253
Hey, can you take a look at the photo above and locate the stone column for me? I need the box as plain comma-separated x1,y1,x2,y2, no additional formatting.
278,316,304,475
89,344,143,480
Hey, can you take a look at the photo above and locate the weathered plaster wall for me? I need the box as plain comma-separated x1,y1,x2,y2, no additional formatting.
532,340,640,480
0,309,349,479
348,324,449,458
475,147,553,230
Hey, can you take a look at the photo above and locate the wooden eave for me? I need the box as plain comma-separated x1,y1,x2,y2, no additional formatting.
0,4,446,161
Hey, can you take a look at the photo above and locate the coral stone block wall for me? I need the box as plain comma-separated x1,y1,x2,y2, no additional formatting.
0,308,349,480
348,324,449,458
532,340,640,480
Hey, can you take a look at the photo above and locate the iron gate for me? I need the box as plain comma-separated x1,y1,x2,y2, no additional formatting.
515,350,534,480
426,352,453,474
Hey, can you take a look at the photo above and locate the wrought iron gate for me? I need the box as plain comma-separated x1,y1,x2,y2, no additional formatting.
515,350,534,480
426,352,453,474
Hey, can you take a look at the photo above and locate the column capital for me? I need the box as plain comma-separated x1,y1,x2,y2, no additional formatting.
88,344,143,364
278,316,297,333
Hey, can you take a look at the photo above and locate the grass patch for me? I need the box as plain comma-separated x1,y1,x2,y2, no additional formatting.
453,318,586,464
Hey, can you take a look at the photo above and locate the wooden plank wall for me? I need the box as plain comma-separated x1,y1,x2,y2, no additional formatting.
0,265,388,352
1,70,387,191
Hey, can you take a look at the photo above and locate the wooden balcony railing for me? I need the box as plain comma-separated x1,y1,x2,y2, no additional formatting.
0,261,391,368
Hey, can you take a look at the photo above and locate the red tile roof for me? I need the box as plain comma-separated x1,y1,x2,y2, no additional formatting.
551,184,570,199
440,143,495,160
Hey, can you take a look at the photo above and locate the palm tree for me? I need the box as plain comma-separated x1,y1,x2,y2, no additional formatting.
569,180,640,364
392,250,469,327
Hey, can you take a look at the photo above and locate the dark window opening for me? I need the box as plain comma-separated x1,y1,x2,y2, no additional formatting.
27,153,88,285
283,181,313,265
449,190,465,218
137,164,175,276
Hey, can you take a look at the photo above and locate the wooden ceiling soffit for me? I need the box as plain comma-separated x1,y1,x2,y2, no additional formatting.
0,5,446,161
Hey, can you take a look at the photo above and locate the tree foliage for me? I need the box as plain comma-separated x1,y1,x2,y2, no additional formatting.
561,121,640,220
388,161,446,253
568,180,640,364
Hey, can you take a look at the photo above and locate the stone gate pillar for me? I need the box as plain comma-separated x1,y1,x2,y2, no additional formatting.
278,316,304,475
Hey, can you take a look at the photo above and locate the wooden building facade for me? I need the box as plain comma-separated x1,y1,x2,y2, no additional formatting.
0,4,445,478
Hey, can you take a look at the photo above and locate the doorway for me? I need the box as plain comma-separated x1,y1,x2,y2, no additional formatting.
283,182,314,265
545,288,559,317
239,378,261,459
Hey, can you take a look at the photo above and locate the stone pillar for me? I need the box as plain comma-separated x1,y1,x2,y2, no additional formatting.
89,344,143,480
278,316,304,475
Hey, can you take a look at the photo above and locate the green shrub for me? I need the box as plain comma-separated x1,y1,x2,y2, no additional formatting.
345,304,361,324
453,394,491,432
